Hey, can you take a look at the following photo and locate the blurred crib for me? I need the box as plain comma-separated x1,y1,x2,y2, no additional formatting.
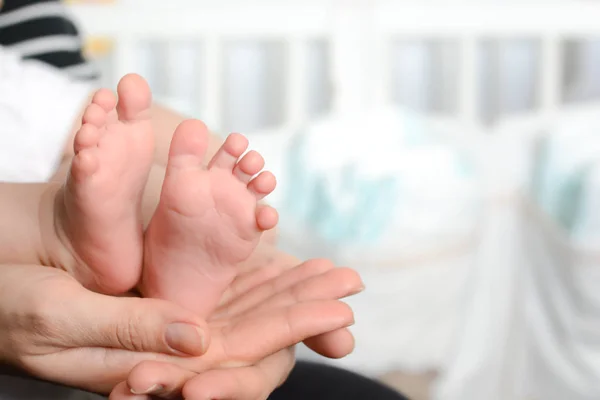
69,0,600,133
67,1,600,400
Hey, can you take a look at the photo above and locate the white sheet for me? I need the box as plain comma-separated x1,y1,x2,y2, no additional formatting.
0,47,91,182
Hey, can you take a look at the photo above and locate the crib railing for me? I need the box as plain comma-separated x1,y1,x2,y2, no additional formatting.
71,0,333,131
68,0,600,133
375,1,600,129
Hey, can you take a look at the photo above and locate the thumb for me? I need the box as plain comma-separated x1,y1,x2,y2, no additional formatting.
63,291,210,357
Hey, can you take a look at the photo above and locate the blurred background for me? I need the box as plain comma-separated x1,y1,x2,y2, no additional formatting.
65,1,600,399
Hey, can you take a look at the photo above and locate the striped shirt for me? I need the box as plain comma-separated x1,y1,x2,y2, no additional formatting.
0,0,99,81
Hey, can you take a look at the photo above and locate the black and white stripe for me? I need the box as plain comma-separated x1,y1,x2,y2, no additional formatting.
0,0,99,81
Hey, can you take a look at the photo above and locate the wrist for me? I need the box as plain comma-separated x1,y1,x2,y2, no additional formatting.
37,183,80,276
0,183,57,266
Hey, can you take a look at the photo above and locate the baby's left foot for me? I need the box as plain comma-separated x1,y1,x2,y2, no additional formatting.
52,74,155,294
141,120,278,317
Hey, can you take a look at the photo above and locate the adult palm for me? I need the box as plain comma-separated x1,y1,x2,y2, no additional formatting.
0,259,361,396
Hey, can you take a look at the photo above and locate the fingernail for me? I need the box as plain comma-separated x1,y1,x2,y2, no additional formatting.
128,395,150,400
131,384,164,395
165,323,206,355
349,284,366,296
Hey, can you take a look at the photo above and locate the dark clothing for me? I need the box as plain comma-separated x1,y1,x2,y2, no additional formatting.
0,361,409,400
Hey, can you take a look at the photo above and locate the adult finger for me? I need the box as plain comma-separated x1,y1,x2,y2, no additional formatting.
118,349,294,400
219,246,311,306
216,263,364,358
214,259,336,319
221,267,364,320
57,289,210,357
213,300,354,366
109,381,151,400
125,361,196,399
218,265,282,308
183,349,294,400
303,327,356,359
215,267,361,360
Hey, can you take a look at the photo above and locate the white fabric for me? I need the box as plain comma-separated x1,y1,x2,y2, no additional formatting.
434,196,600,400
280,107,482,251
433,122,600,400
265,108,482,375
295,240,475,376
259,108,600,398
0,47,92,182
433,197,530,400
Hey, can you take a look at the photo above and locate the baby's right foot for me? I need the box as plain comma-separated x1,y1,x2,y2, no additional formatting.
141,120,278,317
52,74,155,294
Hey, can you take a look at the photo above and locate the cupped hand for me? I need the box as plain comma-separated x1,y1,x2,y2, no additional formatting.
220,247,360,359
0,260,361,395
110,258,362,400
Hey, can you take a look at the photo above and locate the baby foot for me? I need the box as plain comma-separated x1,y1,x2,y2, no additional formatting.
141,120,278,317
54,74,155,294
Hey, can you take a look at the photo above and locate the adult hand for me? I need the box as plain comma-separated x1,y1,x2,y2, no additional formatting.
223,246,359,358
0,261,360,394
110,258,362,400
